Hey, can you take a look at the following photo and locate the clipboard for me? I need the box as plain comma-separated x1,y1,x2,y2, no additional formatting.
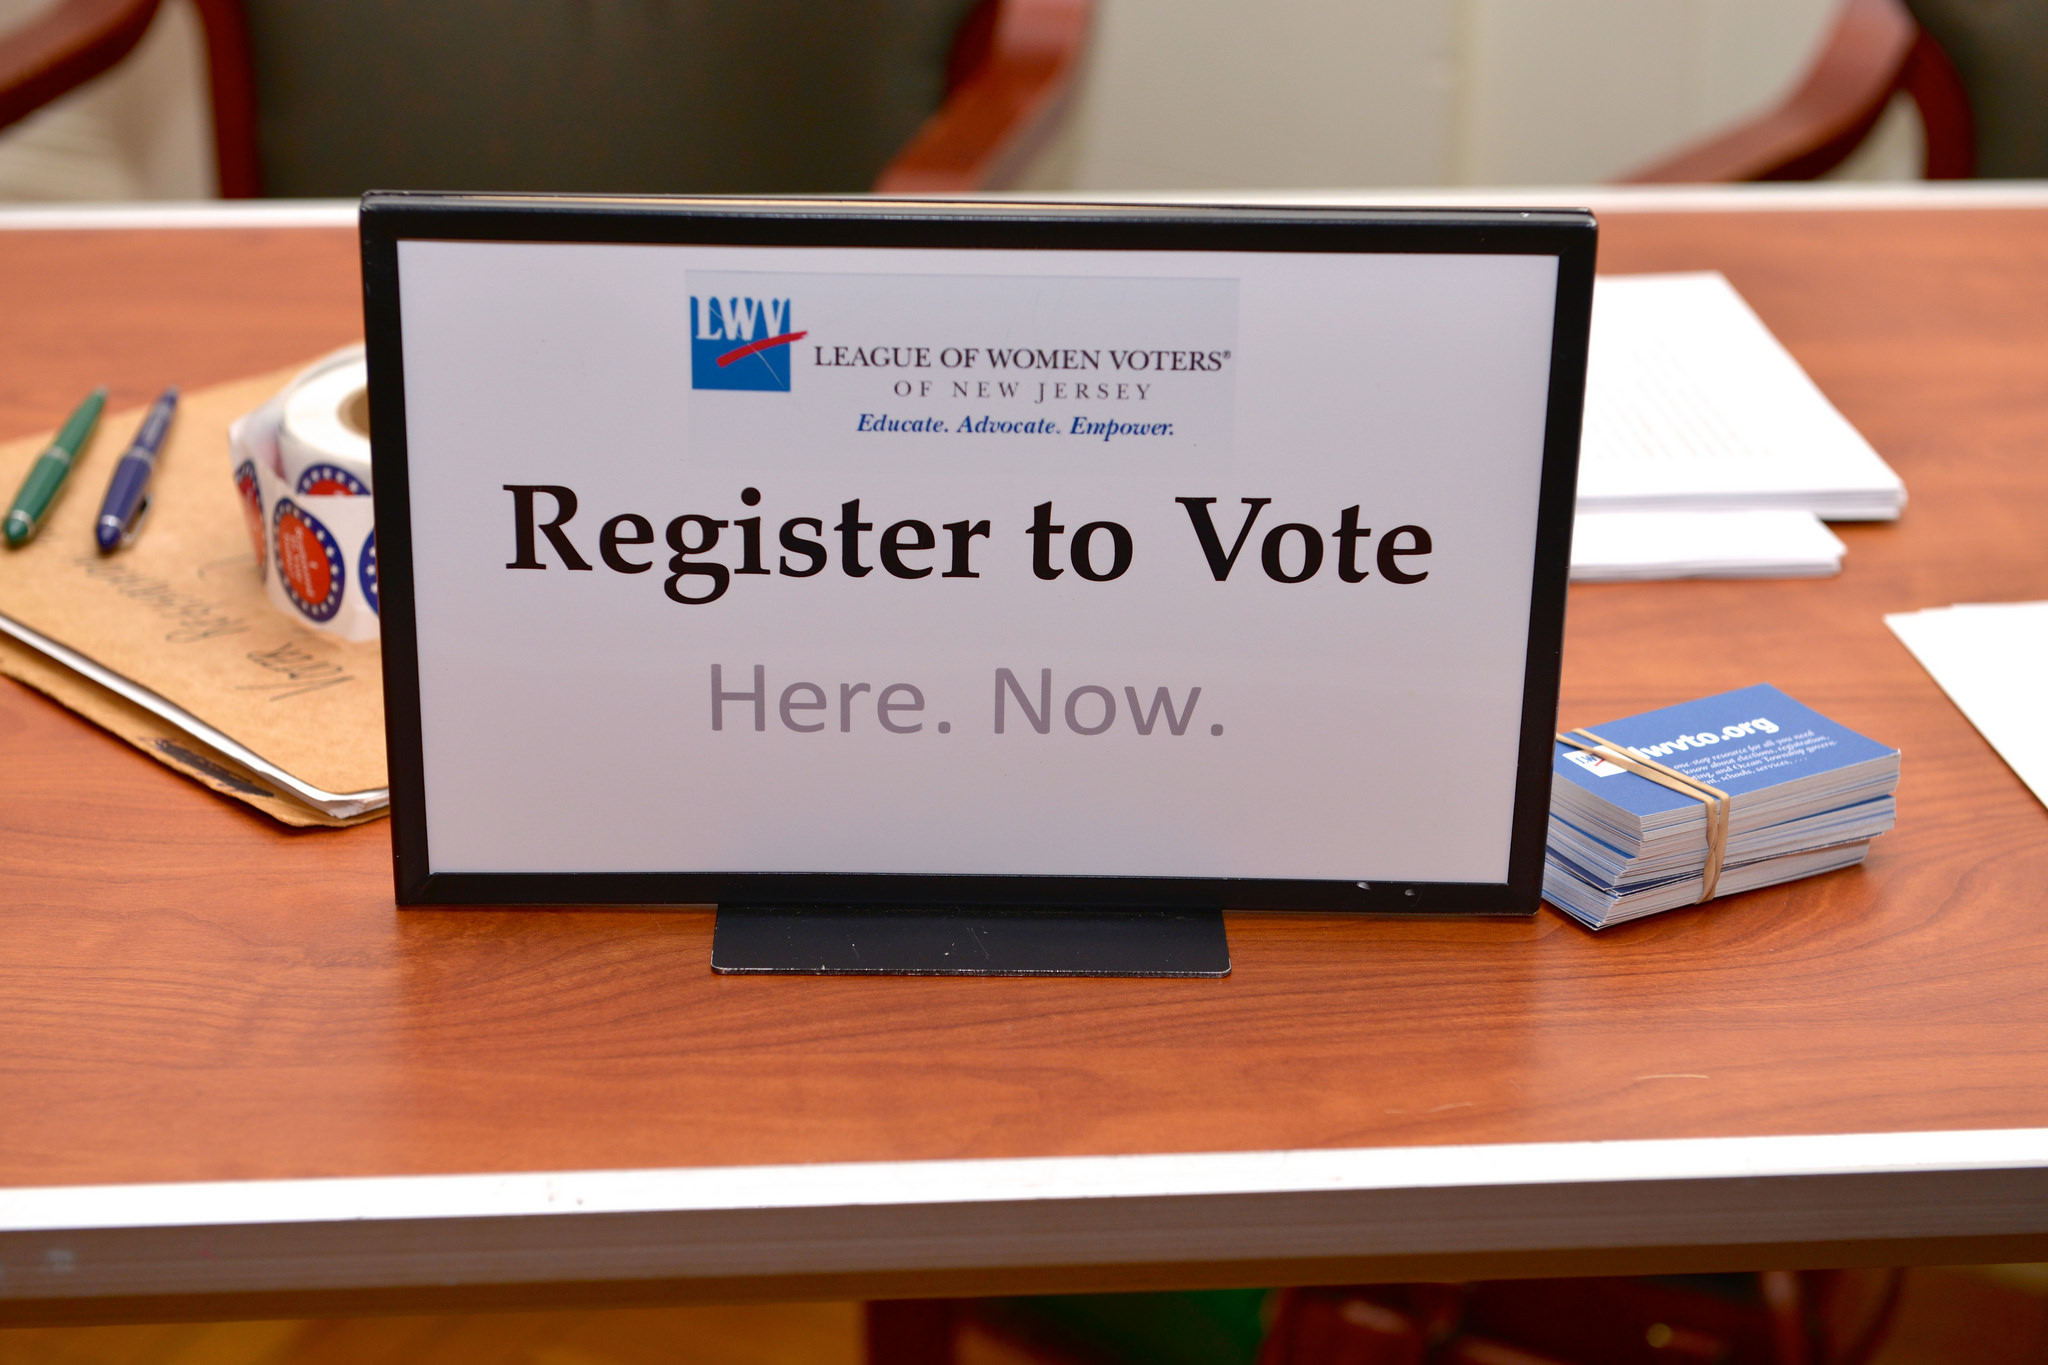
0,369,388,826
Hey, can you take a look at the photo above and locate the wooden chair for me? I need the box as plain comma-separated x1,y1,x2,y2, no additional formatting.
0,0,1089,196
1619,0,1976,182
1258,1272,1905,1365
869,1271,1904,1365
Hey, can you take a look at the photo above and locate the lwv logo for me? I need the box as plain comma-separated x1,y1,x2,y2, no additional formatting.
691,296,806,391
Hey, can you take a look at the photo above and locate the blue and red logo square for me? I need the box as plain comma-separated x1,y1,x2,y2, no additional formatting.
691,295,805,391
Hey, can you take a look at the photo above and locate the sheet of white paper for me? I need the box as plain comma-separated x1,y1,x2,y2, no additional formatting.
1580,272,1905,520
1887,601,2048,809
1570,508,1844,582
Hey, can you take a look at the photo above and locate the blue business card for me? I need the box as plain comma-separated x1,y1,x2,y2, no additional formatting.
1552,683,1898,820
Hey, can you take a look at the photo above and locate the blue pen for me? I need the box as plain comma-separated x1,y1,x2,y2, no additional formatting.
94,387,178,552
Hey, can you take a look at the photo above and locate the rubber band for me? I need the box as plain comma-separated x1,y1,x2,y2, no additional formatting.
1556,726,1731,902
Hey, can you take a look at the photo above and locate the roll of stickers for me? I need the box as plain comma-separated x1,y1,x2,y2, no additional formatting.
227,345,379,642
279,350,373,496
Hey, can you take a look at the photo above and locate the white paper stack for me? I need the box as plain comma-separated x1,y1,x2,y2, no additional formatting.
1886,601,2048,810
1581,272,1905,519
1570,509,1845,582
1569,272,1906,582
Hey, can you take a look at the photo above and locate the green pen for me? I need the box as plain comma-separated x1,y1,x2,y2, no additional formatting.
5,386,106,547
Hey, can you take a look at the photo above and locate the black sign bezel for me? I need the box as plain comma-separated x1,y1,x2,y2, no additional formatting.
360,193,1595,913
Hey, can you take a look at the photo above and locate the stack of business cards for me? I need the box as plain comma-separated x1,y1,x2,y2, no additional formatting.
1545,684,1899,929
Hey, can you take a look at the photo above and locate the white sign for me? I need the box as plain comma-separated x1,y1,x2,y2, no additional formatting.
395,240,1559,882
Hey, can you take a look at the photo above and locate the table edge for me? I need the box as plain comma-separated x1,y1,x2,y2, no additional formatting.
7,1128,2048,1310
7,1127,2046,1232
2,182,2046,234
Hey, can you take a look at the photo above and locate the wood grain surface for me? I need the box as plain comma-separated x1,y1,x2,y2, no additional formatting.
1,212,2045,1193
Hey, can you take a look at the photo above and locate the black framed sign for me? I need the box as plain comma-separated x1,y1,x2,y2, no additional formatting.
361,193,1594,937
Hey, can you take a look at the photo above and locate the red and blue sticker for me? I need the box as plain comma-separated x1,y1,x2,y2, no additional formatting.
295,463,370,496
234,459,266,573
273,498,345,622
359,530,378,615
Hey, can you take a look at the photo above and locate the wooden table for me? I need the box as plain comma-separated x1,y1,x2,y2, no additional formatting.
4,192,2047,1327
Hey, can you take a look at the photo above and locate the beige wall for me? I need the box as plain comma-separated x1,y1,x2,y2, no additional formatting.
1029,0,1462,189
1027,0,1919,191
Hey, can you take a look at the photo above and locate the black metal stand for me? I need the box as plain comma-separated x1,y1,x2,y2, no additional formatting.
711,903,1230,977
